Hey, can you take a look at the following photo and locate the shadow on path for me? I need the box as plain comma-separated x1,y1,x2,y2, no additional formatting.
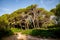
2,33,60,40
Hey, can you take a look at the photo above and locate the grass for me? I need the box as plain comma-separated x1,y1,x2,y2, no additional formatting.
21,29,33,35
10,28,22,32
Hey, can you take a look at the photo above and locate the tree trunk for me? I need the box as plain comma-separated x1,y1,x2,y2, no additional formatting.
20,23,22,29
33,20,35,28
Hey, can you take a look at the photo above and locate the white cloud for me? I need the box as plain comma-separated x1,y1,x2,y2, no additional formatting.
0,8,11,15
0,8,10,11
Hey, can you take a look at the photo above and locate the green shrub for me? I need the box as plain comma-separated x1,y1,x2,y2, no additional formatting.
0,28,14,39
30,29,53,38
21,28,60,38
30,29,60,38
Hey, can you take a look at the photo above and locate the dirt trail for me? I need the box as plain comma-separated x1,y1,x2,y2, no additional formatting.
2,33,60,40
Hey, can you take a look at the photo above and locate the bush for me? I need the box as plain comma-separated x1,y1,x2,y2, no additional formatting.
30,28,60,38
0,28,14,39
30,29,53,38
53,28,60,38
21,28,60,38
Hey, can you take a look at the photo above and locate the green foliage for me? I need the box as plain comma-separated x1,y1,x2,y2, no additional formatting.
10,28,22,32
0,28,14,39
30,29,54,38
21,28,60,38
42,20,55,28
50,3,60,25
56,3,60,16
50,8,56,13
26,4,37,10
50,3,60,16
21,29,33,35
0,14,9,28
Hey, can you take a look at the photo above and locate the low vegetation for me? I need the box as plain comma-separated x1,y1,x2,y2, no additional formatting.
21,28,60,38
0,28,14,39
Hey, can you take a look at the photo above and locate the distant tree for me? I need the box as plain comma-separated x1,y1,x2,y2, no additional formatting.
0,14,10,28
56,3,60,16
50,3,60,25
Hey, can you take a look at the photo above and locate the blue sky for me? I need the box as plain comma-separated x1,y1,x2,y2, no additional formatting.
0,0,60,16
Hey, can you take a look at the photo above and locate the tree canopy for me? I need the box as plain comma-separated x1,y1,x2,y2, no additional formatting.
0,4,59,29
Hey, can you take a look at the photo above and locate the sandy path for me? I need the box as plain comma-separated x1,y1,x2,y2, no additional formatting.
2,33,60,40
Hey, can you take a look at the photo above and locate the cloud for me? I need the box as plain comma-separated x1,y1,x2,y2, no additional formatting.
0,8,11,15
0,8,10,11
4,8,10,11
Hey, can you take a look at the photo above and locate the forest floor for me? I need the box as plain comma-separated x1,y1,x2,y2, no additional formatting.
2,32,60,40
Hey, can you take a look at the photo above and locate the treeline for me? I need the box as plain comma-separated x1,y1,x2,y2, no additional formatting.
0,4,60,29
